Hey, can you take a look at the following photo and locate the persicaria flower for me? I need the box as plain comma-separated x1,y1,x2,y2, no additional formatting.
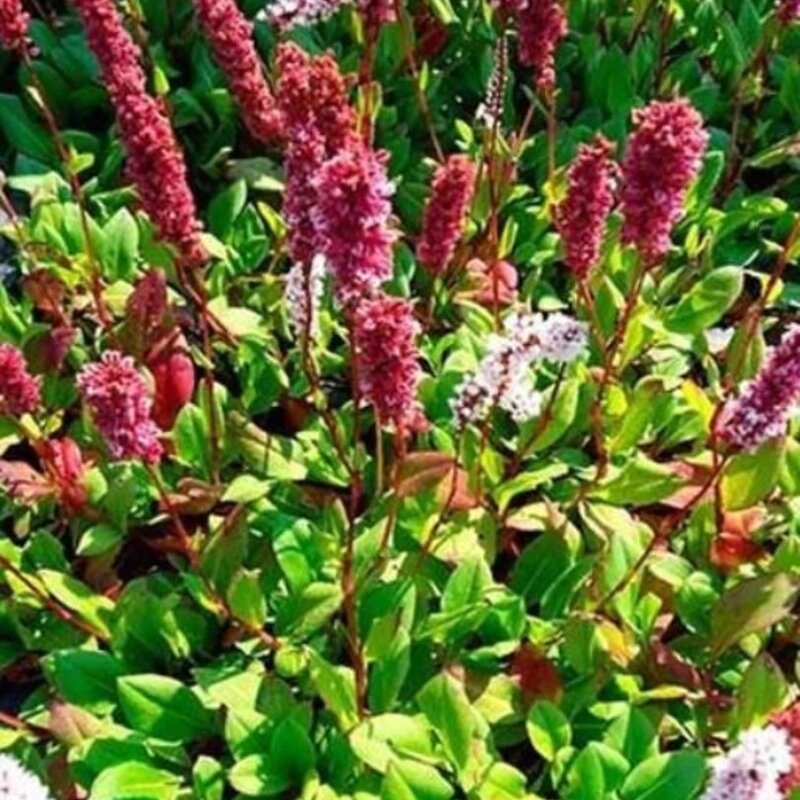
0,754,52,800
777,0,800,24
700,727,792,800
353,293,425,433
417,155,477,275
72,0,206,268
194,0,284,143
452,312,587,428
619,98,708,265
266,0,346,29
0,0,29,53
498,0,566,92
276,43,356,265
556,136,618,280
0,343,41,416
285,253,327,342
476,33,508,128
312,141,396,305
716,325,800,452
77,351,163,464
772,702,800,794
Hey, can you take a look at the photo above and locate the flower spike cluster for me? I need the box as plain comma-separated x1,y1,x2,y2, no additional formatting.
452,312,588,428
0,343,41,416
556,136,618,280
717,325,800,452
77,350,163,464
312,141,396,306
700,727,793,800
194,0,284,143
0,755,52,800
417,155,477,275
71,0,206,268
0,0,29,53
619,98,708,265
354,293,425,433
772,702,800,794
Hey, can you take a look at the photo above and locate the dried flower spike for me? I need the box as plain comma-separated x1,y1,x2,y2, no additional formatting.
0,343,41,416
417,155,477,275
717,325,800,452
556,136,618,280
77,350,163,464
194,0,284,143
619,98,708,265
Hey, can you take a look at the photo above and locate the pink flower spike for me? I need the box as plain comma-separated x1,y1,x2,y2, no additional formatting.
312,141,396,305
77,351,163,464
619,98,708,265
777,0,800,24
717,325,800,452
0,343,41,417
353,293,426,434
72,0,207,268
417,155,477,275
0,0,29,53
556,135,618,280
194,0,284,143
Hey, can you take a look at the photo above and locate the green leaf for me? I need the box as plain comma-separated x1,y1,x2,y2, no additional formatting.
173,404,211,479
620,751,706,800
117,674,218,742
590,455,684,506
308,650,359,730
43,649,123,715
228,756,292,797
736,652,790,731
90,762,181,800
710,572,800,658
416,674,475,773
102,208,139,281
721,440,784,511
382,759,454,800
192,757,224,800
526,701,571,761
0,94,57,165
666,267,743,334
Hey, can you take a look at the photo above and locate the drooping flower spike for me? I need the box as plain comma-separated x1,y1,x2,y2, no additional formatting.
77,350,163,464
717,325,800,452
71,0,207,268
194,0,284,143
619,98,708,265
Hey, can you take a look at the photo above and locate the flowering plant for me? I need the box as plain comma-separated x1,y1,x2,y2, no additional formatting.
0,0,799,797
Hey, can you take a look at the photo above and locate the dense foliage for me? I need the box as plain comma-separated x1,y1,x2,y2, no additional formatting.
0,0,799,798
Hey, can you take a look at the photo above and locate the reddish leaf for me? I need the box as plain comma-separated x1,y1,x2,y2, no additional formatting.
0,460,54,503
509,644,563,705
22,270,67,321
151,350,196,430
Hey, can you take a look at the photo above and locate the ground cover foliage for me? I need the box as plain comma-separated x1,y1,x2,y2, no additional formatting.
0,0,800,797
